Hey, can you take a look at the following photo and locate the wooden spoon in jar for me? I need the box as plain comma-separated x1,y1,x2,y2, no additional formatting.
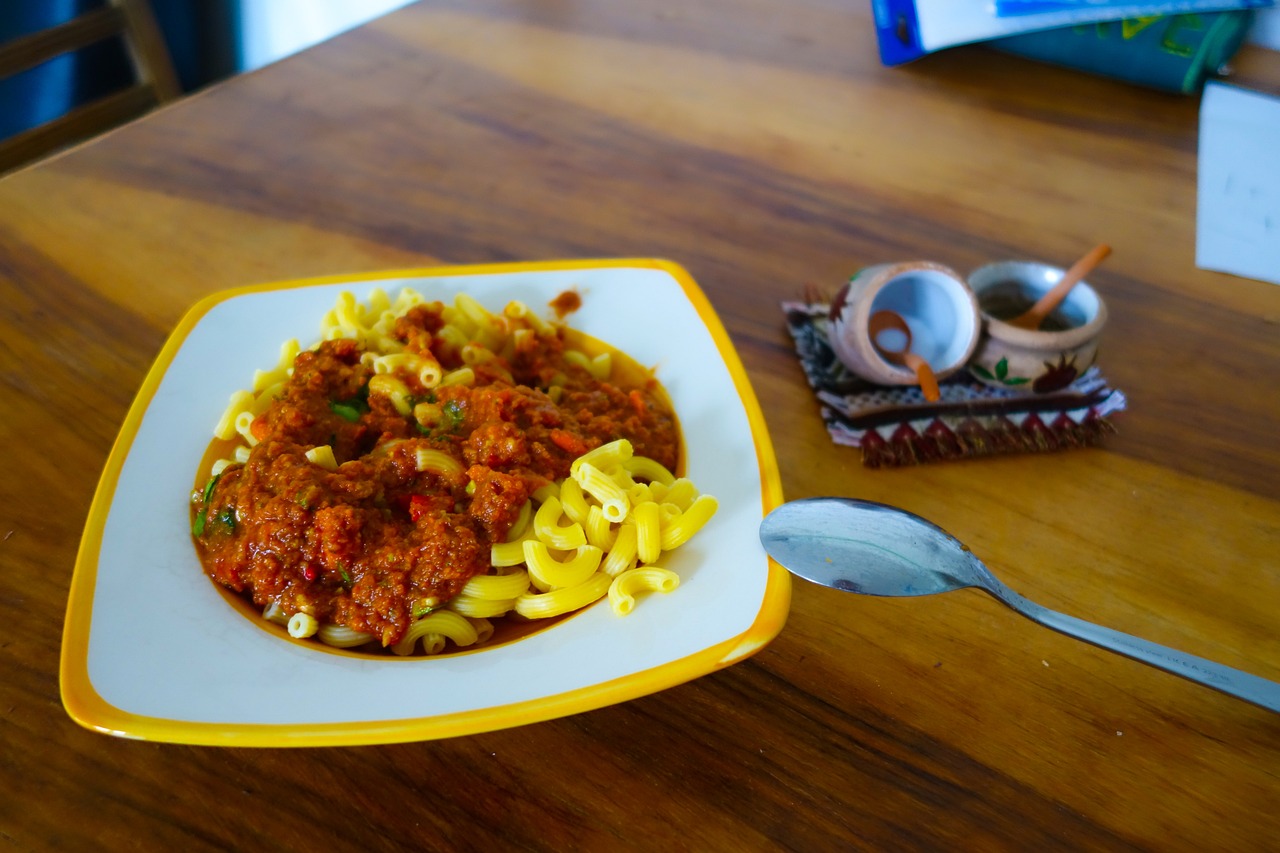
869,310,940,402
1007,243,1111,331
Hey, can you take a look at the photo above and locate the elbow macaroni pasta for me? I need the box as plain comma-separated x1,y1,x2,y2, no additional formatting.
456,438,715,634
608,568,680,616
207,289,716,657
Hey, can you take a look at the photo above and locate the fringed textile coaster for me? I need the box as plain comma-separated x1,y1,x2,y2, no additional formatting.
783,300,1127,467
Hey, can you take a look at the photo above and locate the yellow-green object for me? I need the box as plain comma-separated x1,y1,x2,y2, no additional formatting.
991,12,1256,93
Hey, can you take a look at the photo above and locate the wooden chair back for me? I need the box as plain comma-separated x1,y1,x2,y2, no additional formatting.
0,0,180,174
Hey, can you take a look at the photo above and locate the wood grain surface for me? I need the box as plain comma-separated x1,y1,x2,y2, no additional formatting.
2,1,1278,849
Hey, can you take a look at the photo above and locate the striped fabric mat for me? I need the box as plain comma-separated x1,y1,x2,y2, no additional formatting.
783,301,1127,468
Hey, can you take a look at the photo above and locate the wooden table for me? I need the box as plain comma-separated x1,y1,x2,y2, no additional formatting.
3,1,1278,848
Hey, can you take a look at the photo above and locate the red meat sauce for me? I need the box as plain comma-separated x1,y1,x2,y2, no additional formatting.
191,303,679,648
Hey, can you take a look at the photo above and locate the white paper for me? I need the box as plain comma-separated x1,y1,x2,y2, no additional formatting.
1196,82,1280,286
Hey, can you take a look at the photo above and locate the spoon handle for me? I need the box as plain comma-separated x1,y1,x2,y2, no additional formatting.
1008,243,1111,330
982,583,1280,713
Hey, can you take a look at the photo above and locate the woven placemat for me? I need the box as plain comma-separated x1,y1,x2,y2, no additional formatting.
783,301,1127,467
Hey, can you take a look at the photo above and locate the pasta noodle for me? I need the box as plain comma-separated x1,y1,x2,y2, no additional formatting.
288,612,320,638
514,572,613,619
392,610,478,656
572,462,630,524
503,299,554,336
623,455,676,486
415,448,464,475
367,374,413,416
523,541,603,591
608,568,680,616
460,569,533,600
214,390,253,441
532,496,587,550
633,501,663,565
448,594,518,619
305,445,338,471
599,522,638,578
564,349,612,380
371,352,442,389
584,505,617,551
570,438,633,477
193,288,717,657
661,479,699,511
491,526,537,567
440,366,474,387
262,601,288,625
660,494,719,551
317,624,374,648
558,478,591,526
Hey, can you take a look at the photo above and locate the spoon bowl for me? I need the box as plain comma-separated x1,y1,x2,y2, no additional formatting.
760,497,1279,712
869,310,941,402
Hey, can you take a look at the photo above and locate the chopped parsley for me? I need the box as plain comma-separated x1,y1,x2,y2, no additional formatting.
414,397,464,437
407,391,438,408
192,473,222,536
442,398,465,431
202,473,221,503
329,386,371,423
329,400,363,423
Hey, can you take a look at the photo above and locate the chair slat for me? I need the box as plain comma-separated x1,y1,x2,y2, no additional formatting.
0,7,127,79
0,0,180,174
114,0,181,102
0,84,158,174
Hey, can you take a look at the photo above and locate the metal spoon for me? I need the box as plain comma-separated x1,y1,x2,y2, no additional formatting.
759,497,1279,713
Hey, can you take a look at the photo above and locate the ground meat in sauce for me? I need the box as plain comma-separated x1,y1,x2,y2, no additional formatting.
192,306,679,647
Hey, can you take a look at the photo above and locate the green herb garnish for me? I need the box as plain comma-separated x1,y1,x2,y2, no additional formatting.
329,400,363,422
408,391,438,408
202,473,221,503
216,505,237,532
329,387,371,423
192,473,222,536
442,398,465,431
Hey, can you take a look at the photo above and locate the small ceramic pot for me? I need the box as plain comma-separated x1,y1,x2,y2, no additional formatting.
967,260,1108,394
828,262,981,387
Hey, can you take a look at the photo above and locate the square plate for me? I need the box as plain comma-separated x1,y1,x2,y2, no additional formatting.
61,259,789,746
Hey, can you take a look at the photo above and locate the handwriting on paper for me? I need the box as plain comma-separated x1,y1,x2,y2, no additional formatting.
1196,82,1280,287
